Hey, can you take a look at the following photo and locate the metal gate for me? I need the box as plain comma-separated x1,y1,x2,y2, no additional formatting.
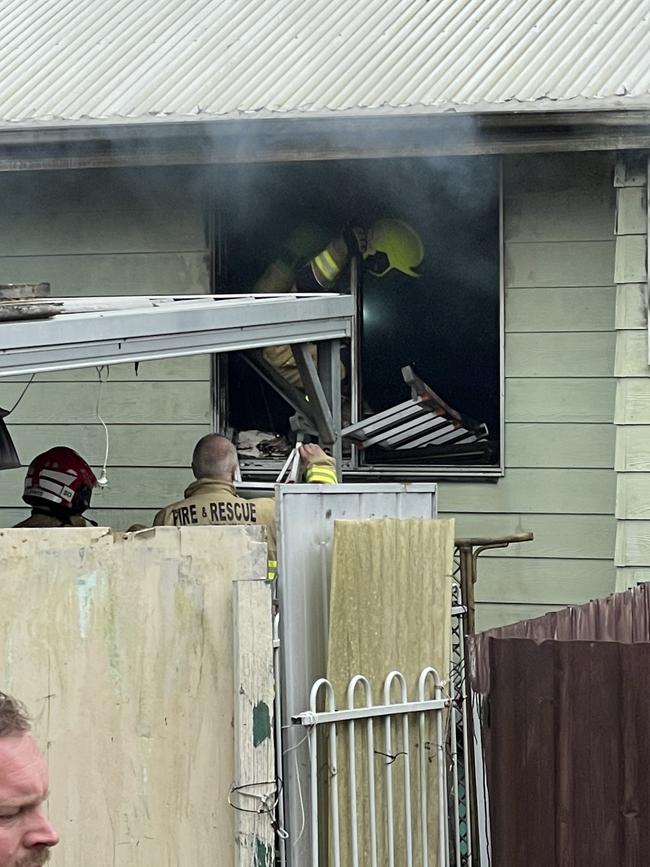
295,667,452,867
280,579,474,867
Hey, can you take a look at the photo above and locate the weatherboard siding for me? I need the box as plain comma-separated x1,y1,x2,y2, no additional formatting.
0,167,211,530
440,153,618,630
0,155,622,623
613,157,650,588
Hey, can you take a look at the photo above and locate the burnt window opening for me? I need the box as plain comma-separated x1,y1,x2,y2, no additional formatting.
215,155,501,478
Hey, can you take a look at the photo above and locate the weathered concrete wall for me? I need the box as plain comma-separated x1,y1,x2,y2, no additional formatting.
0,525,267,866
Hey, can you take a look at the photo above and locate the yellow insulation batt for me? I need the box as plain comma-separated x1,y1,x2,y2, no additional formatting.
327,517,455,867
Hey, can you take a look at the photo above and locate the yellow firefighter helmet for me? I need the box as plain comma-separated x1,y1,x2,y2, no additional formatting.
366,219,424,278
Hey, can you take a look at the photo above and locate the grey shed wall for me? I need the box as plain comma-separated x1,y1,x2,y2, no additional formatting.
0,167,211,529
439,152,618,630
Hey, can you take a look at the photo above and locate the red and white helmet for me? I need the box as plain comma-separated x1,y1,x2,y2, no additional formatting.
23,447,97,515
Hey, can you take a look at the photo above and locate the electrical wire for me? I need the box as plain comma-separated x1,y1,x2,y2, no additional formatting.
281,730,310,844
7,373,35,413
291,752,306,845
95,366,110,486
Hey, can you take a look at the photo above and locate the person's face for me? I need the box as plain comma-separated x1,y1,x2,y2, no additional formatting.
0,734,58,867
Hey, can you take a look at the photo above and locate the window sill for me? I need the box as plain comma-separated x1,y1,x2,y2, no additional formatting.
240,458,504,482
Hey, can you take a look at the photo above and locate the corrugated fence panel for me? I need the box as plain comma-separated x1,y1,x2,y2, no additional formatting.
484,638,650,867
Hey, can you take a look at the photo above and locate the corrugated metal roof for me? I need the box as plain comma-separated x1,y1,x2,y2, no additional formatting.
1,0,649,128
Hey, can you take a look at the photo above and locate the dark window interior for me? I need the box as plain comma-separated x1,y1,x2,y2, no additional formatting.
218,155,501,473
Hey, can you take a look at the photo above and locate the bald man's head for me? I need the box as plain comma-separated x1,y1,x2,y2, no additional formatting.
191,434,239,481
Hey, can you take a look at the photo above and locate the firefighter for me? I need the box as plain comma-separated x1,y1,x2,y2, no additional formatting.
254,219,424,387
13,447,98,528
152,434,337,579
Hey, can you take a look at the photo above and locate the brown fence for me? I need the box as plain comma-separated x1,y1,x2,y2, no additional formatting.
467,583,650,867
468,581,650,694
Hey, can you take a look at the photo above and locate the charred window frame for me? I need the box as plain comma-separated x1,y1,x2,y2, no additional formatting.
211,156,505,480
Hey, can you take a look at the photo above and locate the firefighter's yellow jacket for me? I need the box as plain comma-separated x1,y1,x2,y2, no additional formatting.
152,455,337,578
254,232,349,388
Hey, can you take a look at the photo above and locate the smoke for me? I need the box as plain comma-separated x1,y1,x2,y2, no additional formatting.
222,152,501,437
0,137,503,524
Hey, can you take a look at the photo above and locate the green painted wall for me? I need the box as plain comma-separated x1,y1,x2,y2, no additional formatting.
440,153,619,630
0,155,622,627
0,167,212,530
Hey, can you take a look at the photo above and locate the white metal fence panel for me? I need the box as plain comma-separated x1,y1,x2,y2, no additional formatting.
296,667,451,867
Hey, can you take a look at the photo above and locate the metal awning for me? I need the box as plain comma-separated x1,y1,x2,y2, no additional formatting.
0,293,353,377
0,292,353,468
